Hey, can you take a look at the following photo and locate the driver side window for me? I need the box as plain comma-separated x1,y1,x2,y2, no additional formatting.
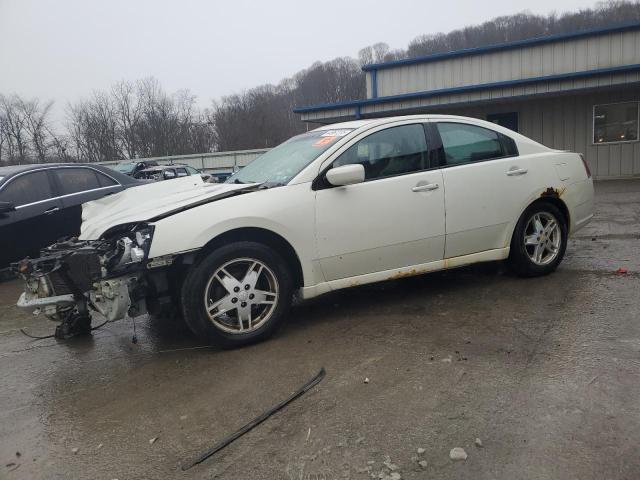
333,124,429,180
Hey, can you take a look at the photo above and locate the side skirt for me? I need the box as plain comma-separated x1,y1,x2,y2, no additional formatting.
298,247,510,300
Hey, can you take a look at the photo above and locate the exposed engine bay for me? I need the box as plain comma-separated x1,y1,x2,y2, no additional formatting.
14,223,155,339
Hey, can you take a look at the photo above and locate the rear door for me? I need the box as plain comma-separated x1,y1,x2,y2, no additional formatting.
51,167,123,237
0,170,62,266
433,121,536,258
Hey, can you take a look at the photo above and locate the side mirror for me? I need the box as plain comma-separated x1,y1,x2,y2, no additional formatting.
0,201,16,214
325,164,365,187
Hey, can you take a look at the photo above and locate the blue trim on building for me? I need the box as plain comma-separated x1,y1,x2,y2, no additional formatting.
361,22,640,72
293,63,640,114
370,69,378,99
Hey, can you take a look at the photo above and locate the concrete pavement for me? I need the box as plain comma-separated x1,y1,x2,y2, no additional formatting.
1,179,639,480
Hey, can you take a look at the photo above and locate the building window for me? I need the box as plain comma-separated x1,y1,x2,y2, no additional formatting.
593,102,639,144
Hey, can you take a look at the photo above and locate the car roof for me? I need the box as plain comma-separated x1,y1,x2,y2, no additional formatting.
0,162,140,185
310,114,518,131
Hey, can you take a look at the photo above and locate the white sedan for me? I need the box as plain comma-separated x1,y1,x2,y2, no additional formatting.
16,115,594,346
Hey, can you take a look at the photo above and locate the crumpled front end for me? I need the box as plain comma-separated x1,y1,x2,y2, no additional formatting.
14,224,154,338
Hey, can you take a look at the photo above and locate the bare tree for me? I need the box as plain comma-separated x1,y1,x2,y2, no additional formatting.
0,94,29,163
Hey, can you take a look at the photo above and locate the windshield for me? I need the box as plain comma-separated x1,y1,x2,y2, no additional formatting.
115,163,135,174
226,129,353,185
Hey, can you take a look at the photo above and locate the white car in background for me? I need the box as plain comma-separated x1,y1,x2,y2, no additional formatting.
16,115,594,346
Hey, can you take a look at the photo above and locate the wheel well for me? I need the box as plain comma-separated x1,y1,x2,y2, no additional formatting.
532,195,570,228
196,228,304,288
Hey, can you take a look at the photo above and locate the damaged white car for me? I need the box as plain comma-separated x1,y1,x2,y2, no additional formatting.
15,115,594,346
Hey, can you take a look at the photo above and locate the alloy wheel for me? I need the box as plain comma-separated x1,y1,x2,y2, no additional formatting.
523,211,562,266
204,257,279,334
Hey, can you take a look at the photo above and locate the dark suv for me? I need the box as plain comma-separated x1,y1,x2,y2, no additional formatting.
0,163,140,268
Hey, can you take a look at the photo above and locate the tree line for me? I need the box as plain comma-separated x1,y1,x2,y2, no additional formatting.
1,1,638,165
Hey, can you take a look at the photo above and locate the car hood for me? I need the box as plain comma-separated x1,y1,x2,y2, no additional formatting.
80,176,259,240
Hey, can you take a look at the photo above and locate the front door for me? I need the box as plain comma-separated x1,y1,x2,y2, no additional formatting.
0,170,62,266
315,123,446,281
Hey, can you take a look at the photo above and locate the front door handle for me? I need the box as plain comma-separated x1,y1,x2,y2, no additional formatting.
506,167,528,176
44,206,59,214
412,183,439,192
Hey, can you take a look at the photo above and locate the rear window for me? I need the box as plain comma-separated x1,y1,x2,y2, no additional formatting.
0,170,53,206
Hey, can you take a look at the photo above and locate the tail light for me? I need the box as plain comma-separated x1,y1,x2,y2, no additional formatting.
579,154,591,178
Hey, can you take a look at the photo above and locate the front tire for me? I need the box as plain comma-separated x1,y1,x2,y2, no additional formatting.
181,242,293,347
508,201,568,277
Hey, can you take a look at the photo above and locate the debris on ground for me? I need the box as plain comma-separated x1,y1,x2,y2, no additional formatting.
364,377,370,384
615,267,628,275
417,447,425,454
149,437,158,445
383,456,399,471
418,460,428,468
441,356,452,363
71,447,79,454
97,443,103,450
181,368,326,471
180,415,188,421
475,437,483,447
449,447,468,460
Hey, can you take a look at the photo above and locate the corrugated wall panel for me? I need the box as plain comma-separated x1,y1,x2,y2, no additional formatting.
374,30,640,98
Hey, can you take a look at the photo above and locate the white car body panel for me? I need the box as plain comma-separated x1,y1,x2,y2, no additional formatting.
77,114,594,302
316,168,445,281
80,176,255,240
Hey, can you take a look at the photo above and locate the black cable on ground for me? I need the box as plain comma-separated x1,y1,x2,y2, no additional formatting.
19,318,110,341
181,367,326,471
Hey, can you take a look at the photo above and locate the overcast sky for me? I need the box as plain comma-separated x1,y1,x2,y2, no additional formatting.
0,0,594,126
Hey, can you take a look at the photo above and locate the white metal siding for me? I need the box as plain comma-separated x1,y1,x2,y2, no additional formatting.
374,30,640,98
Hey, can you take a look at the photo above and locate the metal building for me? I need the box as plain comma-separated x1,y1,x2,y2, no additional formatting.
294,23,640,179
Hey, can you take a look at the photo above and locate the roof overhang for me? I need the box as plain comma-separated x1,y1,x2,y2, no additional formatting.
294,64,640,123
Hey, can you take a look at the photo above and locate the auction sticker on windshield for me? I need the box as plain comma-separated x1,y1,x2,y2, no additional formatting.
320,129,351,137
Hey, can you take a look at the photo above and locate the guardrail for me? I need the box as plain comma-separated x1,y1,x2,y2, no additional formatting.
96,149,270,173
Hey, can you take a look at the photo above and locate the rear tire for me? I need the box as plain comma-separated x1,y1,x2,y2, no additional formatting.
508,201,567,277
181,241,293,347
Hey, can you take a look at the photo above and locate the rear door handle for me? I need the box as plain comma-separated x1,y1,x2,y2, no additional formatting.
412,183,439,192
44,206,59,214
506,168,528,176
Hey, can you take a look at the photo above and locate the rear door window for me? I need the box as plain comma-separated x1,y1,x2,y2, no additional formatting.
0,171,53,206
96,171,117,187
52,168,102,195
436,122,514,165
175,168,188,177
